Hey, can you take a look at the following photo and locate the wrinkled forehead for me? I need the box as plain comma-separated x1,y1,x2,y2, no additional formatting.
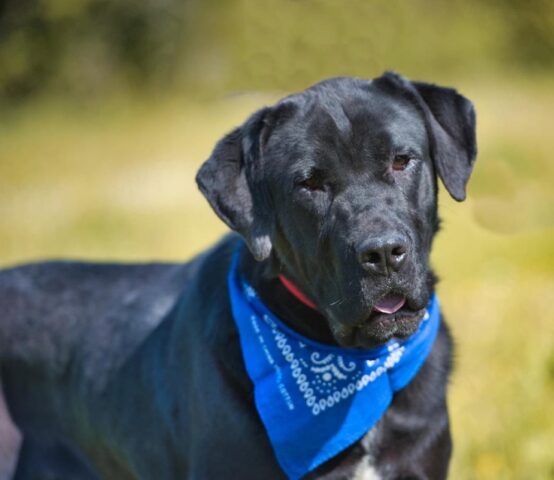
266,80,428,167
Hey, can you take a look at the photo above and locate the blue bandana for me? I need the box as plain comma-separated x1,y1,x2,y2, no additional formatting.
227,248,440,479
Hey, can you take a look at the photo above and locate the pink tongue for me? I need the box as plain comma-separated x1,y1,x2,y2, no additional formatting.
373,295,406,314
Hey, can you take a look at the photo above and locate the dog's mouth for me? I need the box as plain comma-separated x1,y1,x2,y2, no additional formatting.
373,293,406,314
329,293,427,349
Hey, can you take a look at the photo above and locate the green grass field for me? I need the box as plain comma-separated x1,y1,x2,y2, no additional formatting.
1,78,553,479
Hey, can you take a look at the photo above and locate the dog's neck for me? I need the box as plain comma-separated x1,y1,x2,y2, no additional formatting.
239,249,337,345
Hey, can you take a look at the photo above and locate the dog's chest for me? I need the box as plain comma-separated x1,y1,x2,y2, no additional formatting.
309,427,383,480
350,429,382,480
353,464,382,480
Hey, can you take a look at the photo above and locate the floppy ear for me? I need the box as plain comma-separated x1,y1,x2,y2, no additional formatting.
196,108,274,261
376,72,477,201
412,80,477,201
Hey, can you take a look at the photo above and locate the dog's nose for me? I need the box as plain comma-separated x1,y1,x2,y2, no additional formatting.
357,236,408,275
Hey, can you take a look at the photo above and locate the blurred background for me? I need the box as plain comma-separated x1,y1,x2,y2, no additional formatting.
1,0,553,478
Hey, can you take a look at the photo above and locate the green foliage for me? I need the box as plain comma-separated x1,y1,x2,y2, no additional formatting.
1,0,553,103
495,0,554,69
0,0,195,100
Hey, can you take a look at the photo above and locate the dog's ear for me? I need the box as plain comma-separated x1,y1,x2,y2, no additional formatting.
196,107,279,261
375,72,477,201
412,79,477,201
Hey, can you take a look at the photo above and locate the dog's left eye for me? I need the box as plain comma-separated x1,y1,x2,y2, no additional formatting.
392,154,411,172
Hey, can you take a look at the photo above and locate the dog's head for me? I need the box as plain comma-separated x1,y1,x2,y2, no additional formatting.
197,72,476,348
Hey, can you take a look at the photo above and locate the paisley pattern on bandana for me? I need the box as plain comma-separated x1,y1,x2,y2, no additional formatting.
257,307,408,416
228,247,441,480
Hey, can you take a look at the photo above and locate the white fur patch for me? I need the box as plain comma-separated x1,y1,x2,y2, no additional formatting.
353,427,382,480
353,463,382,480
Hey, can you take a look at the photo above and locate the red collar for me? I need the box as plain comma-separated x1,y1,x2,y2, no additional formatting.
278,274,317,310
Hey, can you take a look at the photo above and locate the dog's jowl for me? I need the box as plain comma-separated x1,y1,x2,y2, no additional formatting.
0,72,476,479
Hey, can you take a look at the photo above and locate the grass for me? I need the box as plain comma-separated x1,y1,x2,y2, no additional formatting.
1,78,553,479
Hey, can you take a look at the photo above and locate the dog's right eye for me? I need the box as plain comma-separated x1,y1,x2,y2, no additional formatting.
298,171,326,192
300,177,324,191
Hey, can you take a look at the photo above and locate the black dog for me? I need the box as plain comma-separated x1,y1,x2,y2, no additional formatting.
0,72,476,479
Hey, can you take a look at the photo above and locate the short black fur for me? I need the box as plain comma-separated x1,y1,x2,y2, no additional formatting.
0,72,476,479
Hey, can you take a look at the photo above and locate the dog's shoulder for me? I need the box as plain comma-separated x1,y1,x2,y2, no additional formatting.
0,235,242,378
0,256,190,376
